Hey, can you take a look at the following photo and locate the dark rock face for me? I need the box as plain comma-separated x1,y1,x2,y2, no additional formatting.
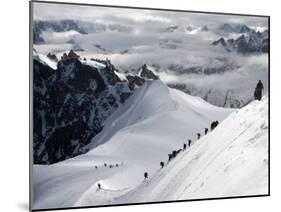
126,75,145,90
33,51,134,164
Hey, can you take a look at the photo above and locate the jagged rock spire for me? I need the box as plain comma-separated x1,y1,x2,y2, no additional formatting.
61,49,80,61
47,53,58,62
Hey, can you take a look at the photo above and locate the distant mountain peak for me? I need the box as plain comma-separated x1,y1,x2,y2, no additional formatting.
201,25,209,32
139,64,160,80
61,49,80,61
212,29,268,53
219,23,252,33
185,25,194,32
165,25,179,32
212,37,227,47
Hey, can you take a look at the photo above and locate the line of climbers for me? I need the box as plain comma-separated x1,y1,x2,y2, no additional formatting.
143,120,220,181
95,163,125,190
94,162,124,170
96,119,222,188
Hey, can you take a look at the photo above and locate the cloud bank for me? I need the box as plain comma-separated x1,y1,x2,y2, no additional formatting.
33,2,269,107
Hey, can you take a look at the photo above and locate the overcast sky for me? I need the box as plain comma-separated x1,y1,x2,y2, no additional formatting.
33,2,268,30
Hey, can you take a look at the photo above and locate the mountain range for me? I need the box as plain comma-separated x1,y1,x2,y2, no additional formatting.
33,21,268,110
33,20,132,44
212,28,269,53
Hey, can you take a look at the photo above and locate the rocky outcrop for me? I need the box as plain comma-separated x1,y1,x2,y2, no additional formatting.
61,49,80,61
126,75,145,90
33,50,133,164
47,53,58,62
139,64,159,80
33,49,163,164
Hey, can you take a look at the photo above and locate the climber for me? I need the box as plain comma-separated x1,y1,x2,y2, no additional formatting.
144,172,148,179
168,153,173,161
183,143,187,151
211,121,219,130
254,80,264,101
205,128,208,135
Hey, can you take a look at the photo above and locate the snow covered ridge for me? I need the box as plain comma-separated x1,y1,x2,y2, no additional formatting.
116,96,268,203
33,50,164,164
32,83,268,209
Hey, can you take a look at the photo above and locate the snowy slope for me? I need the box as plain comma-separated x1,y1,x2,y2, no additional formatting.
114,95,269,203
33,81,235,210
